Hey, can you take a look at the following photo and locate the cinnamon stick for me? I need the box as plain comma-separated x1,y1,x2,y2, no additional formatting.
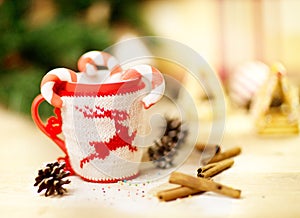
197,162,218,173
196,143,221,154
157,186,203,201
197,159,234,178
157,159,235,201
169,172,241,199
207,147,241,164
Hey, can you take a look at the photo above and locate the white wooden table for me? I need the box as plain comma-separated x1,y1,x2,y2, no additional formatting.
1,107,300,218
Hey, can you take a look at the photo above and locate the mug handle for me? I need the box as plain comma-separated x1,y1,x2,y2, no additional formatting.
31,95,75,174
31,94,67,154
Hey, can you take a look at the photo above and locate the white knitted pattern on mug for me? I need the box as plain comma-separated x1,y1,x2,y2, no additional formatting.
60,89,144,181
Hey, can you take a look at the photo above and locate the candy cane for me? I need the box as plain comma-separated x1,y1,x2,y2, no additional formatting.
77,51,123,78
121,65,165,109
41,68,77,108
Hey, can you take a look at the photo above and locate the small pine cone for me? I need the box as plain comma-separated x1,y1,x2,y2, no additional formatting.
149,144,177,169
164,117,188,148
147,117,189,169
34,161,71,197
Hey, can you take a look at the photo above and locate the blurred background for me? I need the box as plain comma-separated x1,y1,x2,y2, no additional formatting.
1,0,300,117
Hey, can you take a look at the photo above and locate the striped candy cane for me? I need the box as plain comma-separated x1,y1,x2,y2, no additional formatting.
41,68,77,108
77,51,123,78
121,64,165,109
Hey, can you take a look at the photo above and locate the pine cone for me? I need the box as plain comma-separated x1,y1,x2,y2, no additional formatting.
34,161,71,197
148,117,188,169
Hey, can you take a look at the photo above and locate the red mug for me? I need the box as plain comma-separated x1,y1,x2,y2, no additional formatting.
32,78,150,183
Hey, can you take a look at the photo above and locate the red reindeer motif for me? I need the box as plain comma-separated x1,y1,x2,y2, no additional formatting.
75,106,137,168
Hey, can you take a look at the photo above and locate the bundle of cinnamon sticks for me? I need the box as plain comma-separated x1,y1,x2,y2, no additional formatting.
157,145,242,201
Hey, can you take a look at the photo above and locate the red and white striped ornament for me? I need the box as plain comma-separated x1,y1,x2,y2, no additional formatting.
229,61,269,108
